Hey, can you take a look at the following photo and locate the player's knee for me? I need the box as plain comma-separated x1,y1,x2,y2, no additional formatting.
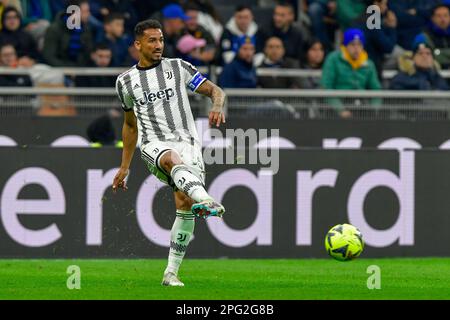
159,151,183,173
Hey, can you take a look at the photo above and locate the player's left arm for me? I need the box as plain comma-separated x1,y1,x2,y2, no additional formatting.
196,80,226,127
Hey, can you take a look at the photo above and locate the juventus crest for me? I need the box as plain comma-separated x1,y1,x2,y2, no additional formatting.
165,70,173,80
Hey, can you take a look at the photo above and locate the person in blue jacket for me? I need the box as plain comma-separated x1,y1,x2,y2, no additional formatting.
390,40,449,90
218,36,257,88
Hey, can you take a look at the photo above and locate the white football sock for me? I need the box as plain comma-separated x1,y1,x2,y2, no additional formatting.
170,164,211,203
165,210,195,276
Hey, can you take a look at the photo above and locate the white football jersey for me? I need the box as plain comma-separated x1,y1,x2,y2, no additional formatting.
115,58,207,149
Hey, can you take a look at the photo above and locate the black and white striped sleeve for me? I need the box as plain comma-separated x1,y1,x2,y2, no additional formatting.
115,77,133,112
179,59,207,92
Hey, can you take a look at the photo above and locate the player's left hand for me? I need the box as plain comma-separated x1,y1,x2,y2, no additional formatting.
209,108,225,127
112,168,129,193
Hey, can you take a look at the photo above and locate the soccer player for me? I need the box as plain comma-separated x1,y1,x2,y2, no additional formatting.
112,19,226,286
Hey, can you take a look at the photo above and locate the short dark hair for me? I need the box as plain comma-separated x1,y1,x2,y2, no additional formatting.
432,4,450,15
235,5,252,13
104,12,124,25
134,19,162,38
276,1,294,13
92,43,111,53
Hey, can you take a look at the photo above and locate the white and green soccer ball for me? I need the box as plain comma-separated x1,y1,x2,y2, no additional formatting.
325,224,364,261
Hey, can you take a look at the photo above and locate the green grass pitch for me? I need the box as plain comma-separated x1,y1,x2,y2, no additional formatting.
0,258,449,300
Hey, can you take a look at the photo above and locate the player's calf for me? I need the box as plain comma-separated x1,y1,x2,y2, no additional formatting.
159,151,209,201
161,151,226,218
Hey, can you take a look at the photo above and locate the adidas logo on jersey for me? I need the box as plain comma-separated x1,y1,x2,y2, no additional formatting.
136,88,175,105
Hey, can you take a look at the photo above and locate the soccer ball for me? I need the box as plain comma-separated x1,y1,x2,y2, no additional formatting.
325,224,364,261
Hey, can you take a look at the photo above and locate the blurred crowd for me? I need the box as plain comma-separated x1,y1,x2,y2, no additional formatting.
0,0,450,101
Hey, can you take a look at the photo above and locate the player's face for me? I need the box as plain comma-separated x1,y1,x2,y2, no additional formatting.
135,28,164,63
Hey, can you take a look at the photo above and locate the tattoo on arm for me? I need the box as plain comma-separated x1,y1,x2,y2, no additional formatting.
196,80,226,112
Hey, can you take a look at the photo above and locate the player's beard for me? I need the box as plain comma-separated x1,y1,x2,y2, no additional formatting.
151,51,163,62
140,51,162,66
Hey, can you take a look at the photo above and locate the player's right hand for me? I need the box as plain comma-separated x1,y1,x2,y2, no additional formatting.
112,168,129,193
209,107,225,128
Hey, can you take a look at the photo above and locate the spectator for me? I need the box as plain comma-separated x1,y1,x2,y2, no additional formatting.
261,2,304,63
176,33,210,68
299,38,325,89
390,41,448,90
257,36,301,89
308,0,366,43
182,3,216,66
19,0,52,50
0,1,21,30
42,0,94,66
160,3,189,58
414,4,450,69
89,0,138,35
219,5,264,66
0,43,32,87
96,13,133,67
0,49,65,92
48,0,103,40
127,44,139,65
182,0,223,44
358,0,398,77
307,0,337,52
219,36,257,88
320,28,381,118
390,0,442,50
0,6,39,61
0,27,63,86
75,43,116,87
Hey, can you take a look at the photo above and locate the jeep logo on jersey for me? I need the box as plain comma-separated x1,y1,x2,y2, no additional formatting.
137,88,174,105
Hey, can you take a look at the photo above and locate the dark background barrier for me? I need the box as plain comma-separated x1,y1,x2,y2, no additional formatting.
2,117,450,148
0,147,449,258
